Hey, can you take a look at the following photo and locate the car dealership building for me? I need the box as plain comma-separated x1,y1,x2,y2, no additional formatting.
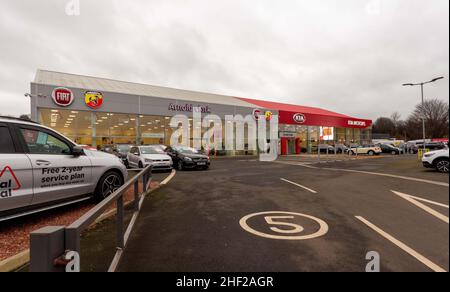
30,70,372,156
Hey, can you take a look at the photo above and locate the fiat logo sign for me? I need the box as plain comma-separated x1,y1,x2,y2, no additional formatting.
52,88,74,107
293,113,306,124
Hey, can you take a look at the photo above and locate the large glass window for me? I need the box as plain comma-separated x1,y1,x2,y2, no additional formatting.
94,113,138,147
39,109,91,145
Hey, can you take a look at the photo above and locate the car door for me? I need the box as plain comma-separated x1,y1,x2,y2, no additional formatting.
16,125,93,205
128,147,137,167
165,147,178,163
0,123,34,212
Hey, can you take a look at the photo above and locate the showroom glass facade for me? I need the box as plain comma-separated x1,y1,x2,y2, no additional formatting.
39,108,372,154
38,108,258,155
278,124,372,154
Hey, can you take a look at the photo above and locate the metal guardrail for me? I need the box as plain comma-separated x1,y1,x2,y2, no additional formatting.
30,166,153,272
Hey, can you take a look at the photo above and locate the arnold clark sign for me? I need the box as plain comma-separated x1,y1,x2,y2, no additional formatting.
169,103,211,114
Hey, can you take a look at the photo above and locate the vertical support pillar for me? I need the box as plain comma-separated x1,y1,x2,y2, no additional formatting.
91,112,97,148
30,226,66,272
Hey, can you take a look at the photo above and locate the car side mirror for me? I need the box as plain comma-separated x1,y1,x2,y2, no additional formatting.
72,146,84,157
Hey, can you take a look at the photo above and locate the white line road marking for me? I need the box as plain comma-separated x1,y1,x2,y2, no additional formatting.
391,191,449,224
240,211,328,240
355,216,447,272
274,161,449,187
280,178,318,194
406,194,449,209
160,170,176,186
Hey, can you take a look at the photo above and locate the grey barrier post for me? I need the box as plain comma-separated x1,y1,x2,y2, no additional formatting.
326,146,329,163
30,226,66,272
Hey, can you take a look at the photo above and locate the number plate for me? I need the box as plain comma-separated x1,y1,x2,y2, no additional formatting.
197,162,207,166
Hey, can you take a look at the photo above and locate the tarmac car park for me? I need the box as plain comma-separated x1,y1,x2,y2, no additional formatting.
0,117,127,221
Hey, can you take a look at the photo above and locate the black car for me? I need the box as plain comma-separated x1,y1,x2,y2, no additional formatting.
112,144,133,167
378,143,401,155
165,146,211,171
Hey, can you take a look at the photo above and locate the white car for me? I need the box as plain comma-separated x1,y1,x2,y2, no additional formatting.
127,145,173,171
0,116,128,221
422,148,449,173
349,145,382,156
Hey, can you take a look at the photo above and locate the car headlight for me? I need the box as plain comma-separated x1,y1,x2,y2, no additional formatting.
184,157,193,162
145,158,153,163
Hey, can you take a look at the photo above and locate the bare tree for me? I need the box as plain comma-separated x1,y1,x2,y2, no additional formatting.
407,99,449,139
372,117,396,137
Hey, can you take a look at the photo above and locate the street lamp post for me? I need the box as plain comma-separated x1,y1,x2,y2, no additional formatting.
402,77,444,151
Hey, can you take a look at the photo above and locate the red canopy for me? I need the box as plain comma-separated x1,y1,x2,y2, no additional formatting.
237,97,372,129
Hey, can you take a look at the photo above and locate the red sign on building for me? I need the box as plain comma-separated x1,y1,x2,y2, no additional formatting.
52,88,74,107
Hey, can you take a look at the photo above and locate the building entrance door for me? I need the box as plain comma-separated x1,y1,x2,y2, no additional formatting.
281,137,302,155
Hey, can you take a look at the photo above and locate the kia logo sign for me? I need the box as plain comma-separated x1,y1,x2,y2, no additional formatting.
52,88,74,107
293,113,306,124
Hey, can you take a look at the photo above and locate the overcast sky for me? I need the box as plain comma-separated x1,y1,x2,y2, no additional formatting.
0,0,448,120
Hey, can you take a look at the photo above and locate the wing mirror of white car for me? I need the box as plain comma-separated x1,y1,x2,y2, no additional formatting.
72,146,84,157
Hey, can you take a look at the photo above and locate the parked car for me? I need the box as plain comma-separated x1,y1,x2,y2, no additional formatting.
378,143,402,155
79,145,98,151
152,144,168,152
422,148,449,173
100,144,114,154
349,145,382,156
416,142,447,151
401,143,418,154
127,145,173,171
0,116,128,221
112,144,133,168
316,144,335,154
165,146,210,171
334,144,349,154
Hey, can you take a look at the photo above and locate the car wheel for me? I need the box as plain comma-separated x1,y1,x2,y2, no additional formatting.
138,161,144,169
368,151,375,156
435,158,449,173
391,151,397,155
177,161,184,171
94,171,124,202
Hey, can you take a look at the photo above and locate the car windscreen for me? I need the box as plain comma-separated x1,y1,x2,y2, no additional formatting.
140,146,165,154
174,147,201,154
117,145,132,153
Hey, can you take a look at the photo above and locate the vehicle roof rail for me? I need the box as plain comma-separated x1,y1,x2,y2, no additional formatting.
0,116,39,124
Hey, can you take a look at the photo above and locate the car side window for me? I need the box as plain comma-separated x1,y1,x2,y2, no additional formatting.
20,128,71,155
0,126,15,154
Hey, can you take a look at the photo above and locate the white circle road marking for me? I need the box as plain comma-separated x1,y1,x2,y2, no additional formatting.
239,211,329,240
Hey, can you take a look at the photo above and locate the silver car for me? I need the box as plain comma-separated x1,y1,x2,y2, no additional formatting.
0,117,128,221
127,145,173,171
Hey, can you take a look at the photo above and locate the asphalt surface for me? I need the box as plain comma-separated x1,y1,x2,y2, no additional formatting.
118,155,449,272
